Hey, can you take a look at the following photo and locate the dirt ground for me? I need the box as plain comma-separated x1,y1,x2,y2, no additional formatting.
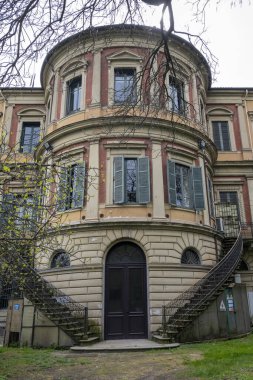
13,350,202,380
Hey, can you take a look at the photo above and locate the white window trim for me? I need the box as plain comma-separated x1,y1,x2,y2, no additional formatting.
207,111,236,151
107,50,143,107
104,143,147,205
54,150,84,189
214,185,245,223
60,60,88,118
56,155,86,212
16,108,45,153
166,72,190,118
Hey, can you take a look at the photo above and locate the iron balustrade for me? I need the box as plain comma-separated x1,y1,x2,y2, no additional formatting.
0,249,94,344
159,230,243,341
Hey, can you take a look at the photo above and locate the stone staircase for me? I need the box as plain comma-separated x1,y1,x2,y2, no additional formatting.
2,251,99,345
154,231,243,342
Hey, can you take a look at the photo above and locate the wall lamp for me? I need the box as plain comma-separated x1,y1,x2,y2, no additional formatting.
198,139,206,150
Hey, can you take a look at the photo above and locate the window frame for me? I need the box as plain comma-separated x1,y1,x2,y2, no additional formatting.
181,248,201,265
19,121,40,153
107,50,143,107
113,156,150,205
15,108,45,154
167,160,205,211
214,184,245,224
168,75,186,115
66,75,82,115
113,67,137,104
60,59,88,118
1,193,37,229
57,162,85,212
50,250,70,269
207,109,236,151
212,120,231,151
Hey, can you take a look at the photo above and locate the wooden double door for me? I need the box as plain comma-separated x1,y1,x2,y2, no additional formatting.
104,242,148,340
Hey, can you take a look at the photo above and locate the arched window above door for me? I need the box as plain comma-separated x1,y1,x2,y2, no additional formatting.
107,242,145,264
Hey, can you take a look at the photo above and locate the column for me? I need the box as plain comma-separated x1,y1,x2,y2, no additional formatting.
191,73,199,120
237,104,251,152
86,140,99,220
198,155,209,226
152,141,165,219
91,50,101,106
51,69,60,121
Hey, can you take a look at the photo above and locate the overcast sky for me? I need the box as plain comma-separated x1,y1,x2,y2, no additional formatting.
144,0,253,88
33,1,252,88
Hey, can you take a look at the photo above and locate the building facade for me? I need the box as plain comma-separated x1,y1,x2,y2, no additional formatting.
0,25,253,346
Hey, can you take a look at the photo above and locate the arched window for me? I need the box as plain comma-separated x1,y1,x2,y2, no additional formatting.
181,249,201,265
50,251,70,269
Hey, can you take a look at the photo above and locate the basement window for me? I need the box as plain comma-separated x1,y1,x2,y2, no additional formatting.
50,251,70,269
181,249,201,265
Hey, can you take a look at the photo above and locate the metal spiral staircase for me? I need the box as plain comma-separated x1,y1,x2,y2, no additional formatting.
155,230,243,342
3,251,99,346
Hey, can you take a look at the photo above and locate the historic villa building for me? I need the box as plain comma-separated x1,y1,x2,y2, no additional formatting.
0,24,253,346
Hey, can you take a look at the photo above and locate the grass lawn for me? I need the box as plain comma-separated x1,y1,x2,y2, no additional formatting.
0,334,253,379
182,334,253,380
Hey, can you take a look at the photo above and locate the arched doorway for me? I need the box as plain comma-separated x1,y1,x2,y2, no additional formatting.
104,242,148,340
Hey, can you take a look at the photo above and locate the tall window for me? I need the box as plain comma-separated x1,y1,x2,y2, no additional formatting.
175,164,192,208
57,163,85,211
15,195,34,227
113,157,150,204
114,68,136,103
0,194,36,229
66,76,82,114
220,191,238,205
212,121,231,151
168,161,204,210
125,159,137,202
218,191,241,234
169,76,185,114
20,122,40,153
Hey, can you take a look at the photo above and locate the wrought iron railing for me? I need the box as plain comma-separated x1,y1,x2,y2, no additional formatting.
1,250,94,344
160,230,243,340
215,202,240,238
0,284,22,309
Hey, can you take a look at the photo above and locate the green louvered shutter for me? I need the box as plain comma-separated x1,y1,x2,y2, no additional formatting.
167,161,177,206
57,167,68,211
192,167,205,210
71,163,85,208
114,157,124,204
138,157,150,204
